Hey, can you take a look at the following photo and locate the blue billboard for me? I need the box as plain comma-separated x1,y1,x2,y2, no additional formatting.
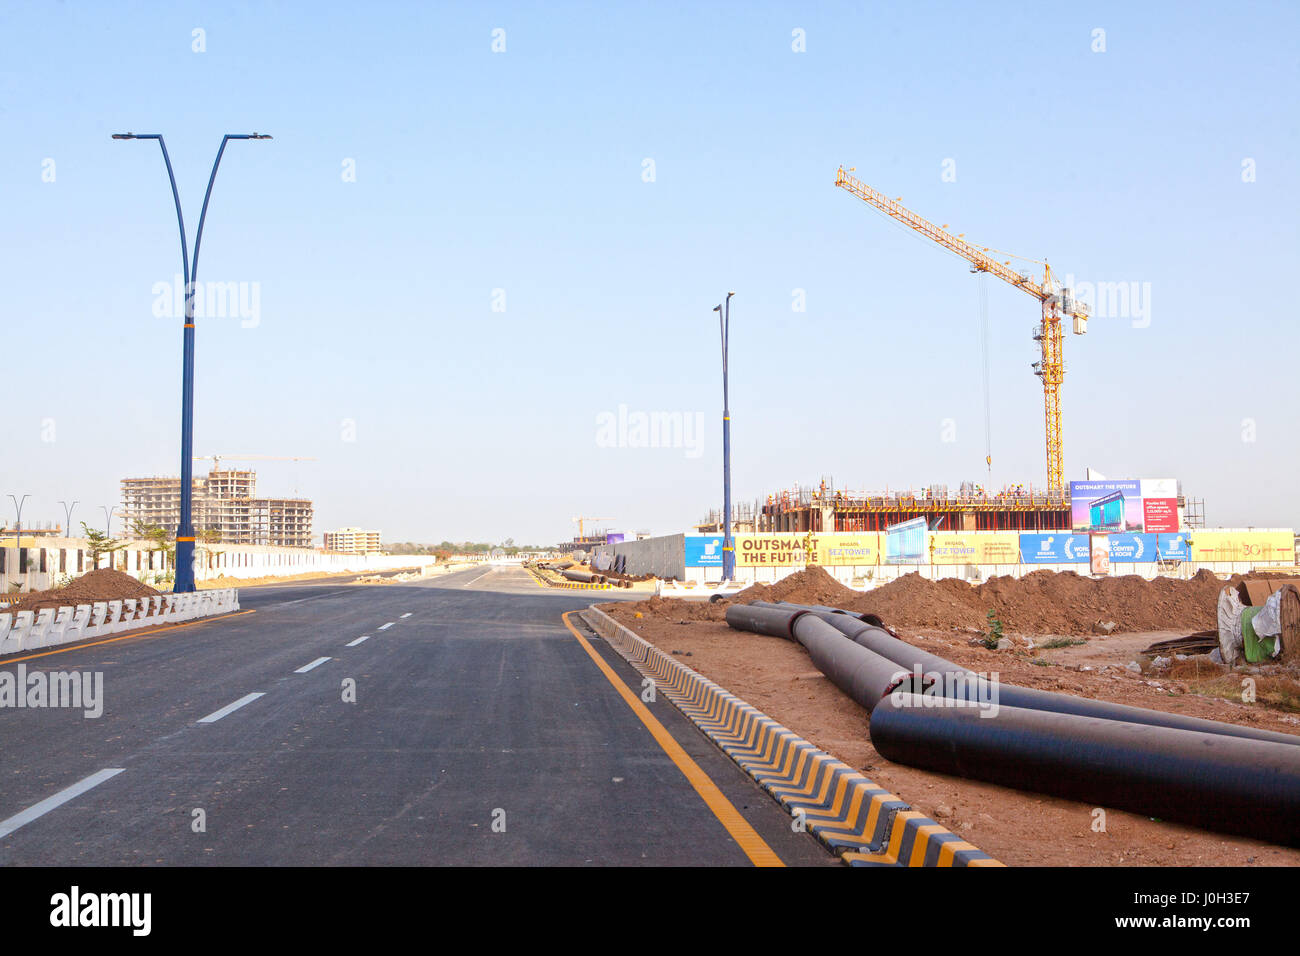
684,535,724,568
1019,532,1190,564
885,518,928,565
1019,533,1090,563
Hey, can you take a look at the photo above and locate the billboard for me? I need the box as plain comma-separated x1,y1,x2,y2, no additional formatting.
930,532,1021,565
885,518,928,565
813,534,883,567
1019,533,1090,563
684,535,724,567
685,533,885,568
1069,478,1179,533
1188,530,1294,564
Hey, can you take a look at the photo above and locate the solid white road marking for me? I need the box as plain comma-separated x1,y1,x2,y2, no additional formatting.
198,692,265,724
400,612,412,619
346,635,370,647
377,622,394,631
294,657,332,674
0,768,125,840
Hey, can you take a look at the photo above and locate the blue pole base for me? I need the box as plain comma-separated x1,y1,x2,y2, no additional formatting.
174,539,197,592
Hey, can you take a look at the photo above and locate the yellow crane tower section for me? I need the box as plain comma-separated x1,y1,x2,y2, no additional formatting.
834,166,1089,493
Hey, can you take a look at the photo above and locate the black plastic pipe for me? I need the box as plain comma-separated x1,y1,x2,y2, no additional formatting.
724,604,806,640
872,694,1300,846
790,614,932,706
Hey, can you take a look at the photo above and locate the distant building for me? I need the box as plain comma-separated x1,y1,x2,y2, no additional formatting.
323,528,382,554
120,469,313,548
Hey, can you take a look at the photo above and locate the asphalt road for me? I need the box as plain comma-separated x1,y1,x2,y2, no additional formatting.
0,566,834,866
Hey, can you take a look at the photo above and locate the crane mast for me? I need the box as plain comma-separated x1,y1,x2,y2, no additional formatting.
834,166,1088,493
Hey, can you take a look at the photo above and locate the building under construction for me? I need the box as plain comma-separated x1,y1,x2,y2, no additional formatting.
120,468,313,548
757,482,1070,533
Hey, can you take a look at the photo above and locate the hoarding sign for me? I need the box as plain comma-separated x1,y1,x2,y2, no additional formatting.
1069,478,1179,533
814,534,882,567
1018,533,1089,563
1189,530,1295,564
687,533,885,568
1156,533,1192,560
684,535,724,567
885,518,928,565
930,532,1021,565
736,534,808,566
1090,534,1110,575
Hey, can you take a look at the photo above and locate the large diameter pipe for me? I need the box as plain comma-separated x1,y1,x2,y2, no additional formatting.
820,613,1300,748
725,604,806,640
872,694,1300,846
561,569,597,583
791,614,931,707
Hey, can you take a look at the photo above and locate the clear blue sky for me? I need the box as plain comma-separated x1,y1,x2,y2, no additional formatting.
2,1,1296,544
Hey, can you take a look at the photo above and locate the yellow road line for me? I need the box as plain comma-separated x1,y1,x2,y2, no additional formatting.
0,609,257,665
561,611,784,867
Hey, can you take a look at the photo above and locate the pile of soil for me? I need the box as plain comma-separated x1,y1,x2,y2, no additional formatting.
729,566,1234,636
1,569,161,615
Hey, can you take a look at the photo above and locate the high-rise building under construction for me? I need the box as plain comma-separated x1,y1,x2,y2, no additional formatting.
120,468,313,548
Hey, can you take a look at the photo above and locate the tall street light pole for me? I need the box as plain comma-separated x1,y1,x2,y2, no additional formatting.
112,132,272,591
712,292,736,582
59,499,78,538
8,494,29,553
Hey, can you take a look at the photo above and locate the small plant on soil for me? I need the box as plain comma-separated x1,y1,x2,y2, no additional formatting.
983,609,1004,650
1041,637,1087,650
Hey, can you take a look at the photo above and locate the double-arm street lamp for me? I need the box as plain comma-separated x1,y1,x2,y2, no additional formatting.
59,499,78,538
112,132,271,591
711,292,736,582
8,494,29,553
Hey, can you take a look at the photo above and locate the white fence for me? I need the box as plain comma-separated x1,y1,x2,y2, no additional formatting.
0,539,439,592
0,588,240,656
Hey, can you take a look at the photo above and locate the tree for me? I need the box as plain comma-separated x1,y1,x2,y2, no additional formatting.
82,521,127,570
132,520,175,564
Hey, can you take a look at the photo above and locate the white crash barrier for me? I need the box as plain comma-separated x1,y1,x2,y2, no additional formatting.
0,589,240,655
655,580,747,598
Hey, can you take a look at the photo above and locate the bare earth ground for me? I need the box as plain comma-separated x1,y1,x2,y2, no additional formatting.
601,586,1300,867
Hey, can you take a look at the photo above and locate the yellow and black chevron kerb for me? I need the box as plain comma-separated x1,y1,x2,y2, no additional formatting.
580,604,1002,868
524,567,612,590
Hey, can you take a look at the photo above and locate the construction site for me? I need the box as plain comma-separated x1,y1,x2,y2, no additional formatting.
121,459,313,549
534,163,1300,871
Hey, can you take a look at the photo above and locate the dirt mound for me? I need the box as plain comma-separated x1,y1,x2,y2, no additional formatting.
736,566,1235,636
734,566,859,607
843,570,1228,635
2,569,160,615
611,567,1244,636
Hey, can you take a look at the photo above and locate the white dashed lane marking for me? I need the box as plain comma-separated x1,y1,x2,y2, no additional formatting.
0,768,125,840
198,693,265,724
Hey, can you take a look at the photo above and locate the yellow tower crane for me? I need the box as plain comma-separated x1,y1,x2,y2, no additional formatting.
834,166,1089,493
571,516,613,539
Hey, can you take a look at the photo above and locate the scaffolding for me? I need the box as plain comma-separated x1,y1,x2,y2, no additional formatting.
120,468,313,548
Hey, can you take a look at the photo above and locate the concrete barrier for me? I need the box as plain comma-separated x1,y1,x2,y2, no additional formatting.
0,588,241,656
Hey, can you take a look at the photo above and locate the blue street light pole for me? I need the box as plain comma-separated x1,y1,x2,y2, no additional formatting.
112,132,271,591
712,292,736,582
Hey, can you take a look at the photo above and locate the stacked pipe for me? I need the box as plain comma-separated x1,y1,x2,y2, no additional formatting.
561,569,605,584
727,601,1300,846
